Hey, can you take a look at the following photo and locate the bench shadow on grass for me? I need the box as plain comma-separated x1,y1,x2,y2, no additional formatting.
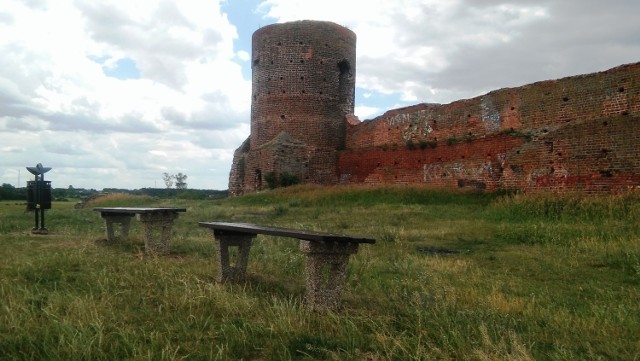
92,237,304,298
93,237,147,258
93,237,216,258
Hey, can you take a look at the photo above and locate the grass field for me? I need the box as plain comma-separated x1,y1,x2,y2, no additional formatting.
1,185,639,360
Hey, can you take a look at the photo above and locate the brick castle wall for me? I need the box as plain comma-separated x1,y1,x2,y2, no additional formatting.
339,63,640,192
228,20,640,194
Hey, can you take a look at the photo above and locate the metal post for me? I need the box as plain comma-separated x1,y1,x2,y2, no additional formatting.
26,163,52,234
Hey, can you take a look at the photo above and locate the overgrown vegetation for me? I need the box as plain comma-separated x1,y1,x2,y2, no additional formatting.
1,185,638,360
264,172,301,189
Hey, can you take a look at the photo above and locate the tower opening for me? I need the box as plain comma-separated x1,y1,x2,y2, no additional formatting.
338,59,351,76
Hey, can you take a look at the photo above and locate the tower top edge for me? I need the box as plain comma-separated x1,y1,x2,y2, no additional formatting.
253,20,355,38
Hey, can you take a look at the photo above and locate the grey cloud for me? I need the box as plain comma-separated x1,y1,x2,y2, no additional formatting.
189,128,250,150
22,0,47,9
74,2,139,46
75,0,227,89
46,112,160,133
41,138,86,156
1,145,26,153
0,12,14,25
3,116,46,131
161,90,249,131
161,107,188,123
356,0,640,106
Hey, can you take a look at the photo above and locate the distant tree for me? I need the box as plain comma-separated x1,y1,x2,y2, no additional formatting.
175,173,188,189
162,172,174,189
0,183,15,200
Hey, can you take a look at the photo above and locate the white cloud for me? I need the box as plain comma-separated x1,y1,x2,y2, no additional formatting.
0,0,250,189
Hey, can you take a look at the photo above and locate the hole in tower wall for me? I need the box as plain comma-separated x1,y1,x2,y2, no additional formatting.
337,59,351,75
619,86,625,93
280,114,286,120
252,58,259,67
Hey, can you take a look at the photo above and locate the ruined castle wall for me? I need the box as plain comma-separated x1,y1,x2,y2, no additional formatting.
340,62,640,192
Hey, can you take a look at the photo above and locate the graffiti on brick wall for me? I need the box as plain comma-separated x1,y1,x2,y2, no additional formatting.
481,96,501,132
423,162,490,181
386,109,435,141
526,166,569,187
423,155,505,182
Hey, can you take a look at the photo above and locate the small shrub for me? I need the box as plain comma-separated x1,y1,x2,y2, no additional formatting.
265,172,278,189
279,173,300,188
264,172,301,190
446,137,460,146
419,140,437,149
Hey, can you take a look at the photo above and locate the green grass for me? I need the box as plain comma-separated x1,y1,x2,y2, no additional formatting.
1,186,639,360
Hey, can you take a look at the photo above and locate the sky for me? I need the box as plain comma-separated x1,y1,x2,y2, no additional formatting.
1,0,639,191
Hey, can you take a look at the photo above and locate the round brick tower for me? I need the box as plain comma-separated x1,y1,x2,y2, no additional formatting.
250,20,357,150
228,20,356,194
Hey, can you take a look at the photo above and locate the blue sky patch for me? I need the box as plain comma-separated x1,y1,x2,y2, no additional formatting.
102,58,141,80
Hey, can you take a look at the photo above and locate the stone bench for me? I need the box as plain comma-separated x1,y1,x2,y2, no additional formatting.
198,221,375,310
93,207,186,254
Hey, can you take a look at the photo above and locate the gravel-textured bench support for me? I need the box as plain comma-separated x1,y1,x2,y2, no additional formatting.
102,214,134,241
214,231,256,282
199,221,375,310
94,207,186,255
300,240,359,310
137,212,181,255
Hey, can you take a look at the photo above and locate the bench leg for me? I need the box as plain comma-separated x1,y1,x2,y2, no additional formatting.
299,241,359,310
102,215,134,242
213,232,255,282
137,213,179,255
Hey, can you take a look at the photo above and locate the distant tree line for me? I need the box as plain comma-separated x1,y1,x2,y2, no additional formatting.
0,183,227,201
0,183,98,201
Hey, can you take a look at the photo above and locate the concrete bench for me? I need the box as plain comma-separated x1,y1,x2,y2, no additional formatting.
93,207,186,254
198,221,375,310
